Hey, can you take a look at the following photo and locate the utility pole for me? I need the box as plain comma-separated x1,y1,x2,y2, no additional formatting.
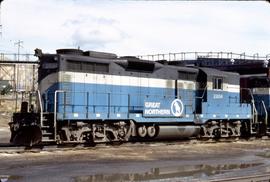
0,0,3,106
0,0,4,38
14,40,23,112
14,40,23,61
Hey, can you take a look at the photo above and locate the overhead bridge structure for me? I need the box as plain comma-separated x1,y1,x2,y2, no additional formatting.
0,53,38,93
137,52,270,76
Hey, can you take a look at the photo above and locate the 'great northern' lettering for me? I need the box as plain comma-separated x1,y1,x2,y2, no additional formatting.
144,101,171,116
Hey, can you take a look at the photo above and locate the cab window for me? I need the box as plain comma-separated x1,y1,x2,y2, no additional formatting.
213,77,223,90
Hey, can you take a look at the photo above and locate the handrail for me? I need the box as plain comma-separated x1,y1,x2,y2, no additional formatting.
241,88,257,124
53,90,194,117
262,101,268,126
137,51,269,61
195,86,207,100
47,90,178,98
36,90,44,127
54,90,65,141
252,100,258,124
0,53,36,62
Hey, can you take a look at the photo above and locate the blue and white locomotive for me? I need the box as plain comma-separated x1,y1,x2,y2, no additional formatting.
9,49,253,145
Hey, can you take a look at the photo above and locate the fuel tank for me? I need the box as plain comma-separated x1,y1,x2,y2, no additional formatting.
156,125,200,139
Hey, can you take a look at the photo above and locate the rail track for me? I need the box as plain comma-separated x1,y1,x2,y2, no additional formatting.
210,173,270,182
0,137,264,154
0,138,222,154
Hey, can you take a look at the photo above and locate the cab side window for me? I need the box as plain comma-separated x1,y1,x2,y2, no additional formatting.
213,77,223,90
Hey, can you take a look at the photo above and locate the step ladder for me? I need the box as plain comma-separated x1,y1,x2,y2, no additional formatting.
261,101,270,135
41,113,56,143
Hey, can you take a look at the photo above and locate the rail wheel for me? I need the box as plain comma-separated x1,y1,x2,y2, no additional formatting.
137,125,147,138
147,126,156,138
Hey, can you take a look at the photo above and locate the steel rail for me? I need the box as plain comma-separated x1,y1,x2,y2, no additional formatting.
0,137,261,154
210,173,270,182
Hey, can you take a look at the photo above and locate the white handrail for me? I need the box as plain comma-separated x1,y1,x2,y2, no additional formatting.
252,100,258,124
241,88,257,124
54,90,65,141
36,90,44,127
262,101,268,126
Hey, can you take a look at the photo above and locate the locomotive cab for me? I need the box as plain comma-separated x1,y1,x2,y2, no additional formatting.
196,68,252,138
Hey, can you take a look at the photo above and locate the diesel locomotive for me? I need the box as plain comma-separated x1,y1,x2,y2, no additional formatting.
9,49,265,146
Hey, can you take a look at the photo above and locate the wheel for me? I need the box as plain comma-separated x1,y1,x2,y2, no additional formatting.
137,125,147,138
147,126,156,138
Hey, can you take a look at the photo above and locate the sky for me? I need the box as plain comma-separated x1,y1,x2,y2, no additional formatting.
0,0,270,58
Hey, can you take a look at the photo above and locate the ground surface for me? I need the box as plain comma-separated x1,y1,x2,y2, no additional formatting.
1,140,270,182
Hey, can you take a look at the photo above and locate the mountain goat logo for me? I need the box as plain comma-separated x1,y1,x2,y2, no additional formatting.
171,99,184,117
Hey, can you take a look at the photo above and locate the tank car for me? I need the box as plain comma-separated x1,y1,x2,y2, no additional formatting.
9,49,253,146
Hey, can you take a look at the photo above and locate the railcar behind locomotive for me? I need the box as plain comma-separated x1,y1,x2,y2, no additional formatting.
240,76,270,134
9,49,253,146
